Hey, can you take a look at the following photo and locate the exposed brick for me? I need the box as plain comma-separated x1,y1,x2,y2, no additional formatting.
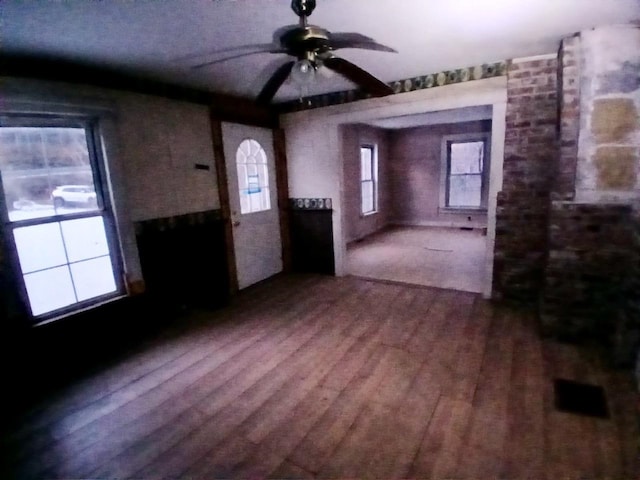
541,202,636,341
494,57,559,303
510,87,534,96
553,35,580,200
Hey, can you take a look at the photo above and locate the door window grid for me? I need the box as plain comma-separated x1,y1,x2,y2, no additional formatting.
446,141,484,208
360,145,377,215
0,123,122,320
236,139,270,214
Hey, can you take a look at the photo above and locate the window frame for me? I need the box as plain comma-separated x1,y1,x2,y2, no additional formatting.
360,144,378,216
235,138,271,215
0,114,126,324
439,132,491,212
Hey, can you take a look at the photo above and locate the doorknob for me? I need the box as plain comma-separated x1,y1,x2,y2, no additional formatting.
233,221,240,227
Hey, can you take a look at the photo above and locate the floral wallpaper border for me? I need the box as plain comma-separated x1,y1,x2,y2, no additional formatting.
278,61,507,113
290,198,333,211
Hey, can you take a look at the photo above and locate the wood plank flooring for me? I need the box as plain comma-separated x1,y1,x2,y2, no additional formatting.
1,274,637,479
347,226,486,293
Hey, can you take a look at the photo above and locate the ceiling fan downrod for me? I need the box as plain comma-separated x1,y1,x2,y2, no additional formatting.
291,0,316,26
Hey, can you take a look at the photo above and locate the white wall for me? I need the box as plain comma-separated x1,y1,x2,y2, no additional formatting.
116,94,219,222
281,77,507,297
342,124,391,243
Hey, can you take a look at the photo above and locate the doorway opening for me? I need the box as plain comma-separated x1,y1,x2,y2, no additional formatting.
222,123,282,291
343,106,493,293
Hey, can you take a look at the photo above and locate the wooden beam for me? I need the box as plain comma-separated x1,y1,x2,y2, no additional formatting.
0,54,278,128
273,128,292,272
209,116,239,295
209,93,278,129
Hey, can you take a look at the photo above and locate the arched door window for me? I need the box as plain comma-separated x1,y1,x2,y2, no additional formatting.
236,139,270,214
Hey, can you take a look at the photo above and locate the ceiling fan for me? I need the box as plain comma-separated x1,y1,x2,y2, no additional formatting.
188,0,397,104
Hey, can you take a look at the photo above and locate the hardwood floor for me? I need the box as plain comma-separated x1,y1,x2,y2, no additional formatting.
347,226,486,293
1,274,637,479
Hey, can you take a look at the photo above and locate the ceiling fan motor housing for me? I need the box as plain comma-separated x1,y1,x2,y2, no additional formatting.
188,0,395,104
280,26,331,58
291,0,316,18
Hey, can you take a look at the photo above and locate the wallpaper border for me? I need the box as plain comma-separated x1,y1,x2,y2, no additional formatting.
278,61,507,113
290,198,333,211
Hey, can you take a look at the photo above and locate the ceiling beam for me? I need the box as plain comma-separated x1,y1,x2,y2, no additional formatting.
0,54,278,128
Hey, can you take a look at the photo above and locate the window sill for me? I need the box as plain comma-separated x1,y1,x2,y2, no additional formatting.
33,293,129,327
361,211,378,218
439,207,487,215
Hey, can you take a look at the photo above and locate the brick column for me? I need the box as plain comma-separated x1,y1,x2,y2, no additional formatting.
554,34,581,200
493,56,558,302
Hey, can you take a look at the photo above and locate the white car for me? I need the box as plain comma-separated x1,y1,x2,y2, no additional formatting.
51,185,97,208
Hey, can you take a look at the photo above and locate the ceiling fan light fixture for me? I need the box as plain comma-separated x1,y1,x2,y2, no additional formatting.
290,58,317,86
190,0,396,103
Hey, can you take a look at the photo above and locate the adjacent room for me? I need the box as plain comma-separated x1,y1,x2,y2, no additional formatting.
343,106,492,292
1,1,639,479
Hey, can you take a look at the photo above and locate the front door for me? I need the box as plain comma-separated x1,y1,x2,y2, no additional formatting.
222,122,282,290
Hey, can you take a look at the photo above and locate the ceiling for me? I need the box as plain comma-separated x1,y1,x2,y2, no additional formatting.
3,0,639,102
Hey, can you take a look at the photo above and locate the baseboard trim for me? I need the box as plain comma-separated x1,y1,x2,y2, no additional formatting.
391,220,488,230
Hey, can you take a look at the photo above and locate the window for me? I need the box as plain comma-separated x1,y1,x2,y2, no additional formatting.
360,145,377,215
441,134,490,210
0,119,124,321
236,139,270,214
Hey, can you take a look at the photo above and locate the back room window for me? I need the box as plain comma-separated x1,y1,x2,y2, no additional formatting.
0,118,125,322
446,140,485,208
360,145,377,215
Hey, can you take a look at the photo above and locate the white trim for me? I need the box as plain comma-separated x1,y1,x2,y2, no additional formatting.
282,76,507,295
512,53,558,63
484,102,506,298
440,131,492,210
359,144,378,215
392,220,487,229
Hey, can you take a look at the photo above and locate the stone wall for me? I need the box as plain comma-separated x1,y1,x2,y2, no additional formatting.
575,25,640,204
493,57,558,302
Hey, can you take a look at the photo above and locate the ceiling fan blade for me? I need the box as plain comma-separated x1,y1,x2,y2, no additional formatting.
191,48,287,70
256,60,295,104
322,56,393,97
175,43,286,69
329,32,397,53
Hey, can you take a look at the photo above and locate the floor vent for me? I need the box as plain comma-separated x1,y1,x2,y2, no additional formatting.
553,378,610,419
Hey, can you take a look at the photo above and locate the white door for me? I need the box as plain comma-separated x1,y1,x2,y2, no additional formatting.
222,122,283,290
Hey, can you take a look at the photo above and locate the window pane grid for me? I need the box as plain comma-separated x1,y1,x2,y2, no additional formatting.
236,139,270,214
17,252,111,276
12,214,116,316
360,146,377,215
447,140,484,208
